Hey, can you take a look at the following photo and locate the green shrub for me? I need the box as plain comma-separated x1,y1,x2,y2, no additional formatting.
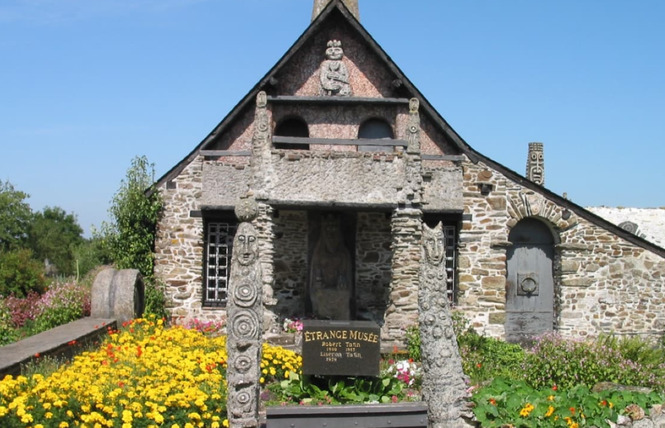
523,332,665,392
405,324,421,361
0,297,19,345
0,248,46,298
458,329,525,384
144,279,168,320
28,282,90,334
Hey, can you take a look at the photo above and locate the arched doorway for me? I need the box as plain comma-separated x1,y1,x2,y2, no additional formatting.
505,217,556,343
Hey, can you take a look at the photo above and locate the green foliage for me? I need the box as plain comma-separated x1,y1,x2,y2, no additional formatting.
404,312,525,384
0,180,32,251
72,237,112,280
597,333,665,369
405,324,421,361
143,279,168,319
458,329,525,384
523,332,665,392
0,248,46,297
28,206,84,276
27,281,90,334
98,155,162,279
271,372,407,405
0,298,19,345
472,377,665,427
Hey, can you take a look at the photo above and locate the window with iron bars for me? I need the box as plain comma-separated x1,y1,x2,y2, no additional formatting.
203,220,237,307
443,224,457,304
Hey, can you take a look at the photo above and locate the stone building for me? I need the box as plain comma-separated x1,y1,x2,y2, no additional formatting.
152,0,665,346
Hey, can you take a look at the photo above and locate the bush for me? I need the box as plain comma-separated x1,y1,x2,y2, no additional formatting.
143,278,168,319
522,332,665,392
5,291,42,328
0,248,46,298
0,298,19,345
29,281,91,334
458,329,525,384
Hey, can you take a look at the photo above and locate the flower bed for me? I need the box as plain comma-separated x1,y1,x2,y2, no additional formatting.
0,316,229,427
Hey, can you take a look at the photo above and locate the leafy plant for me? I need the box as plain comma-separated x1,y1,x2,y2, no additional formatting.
29,281,90,334
472,377,665,427
458,329,525,384
0,297,19,345
0,248,47,298
405,324,421,361
97,155,162,279
271,373,408,405
143,278,168,319
522,332,665,392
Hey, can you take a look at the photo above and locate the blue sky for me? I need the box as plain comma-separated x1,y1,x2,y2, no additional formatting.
1,0,664,237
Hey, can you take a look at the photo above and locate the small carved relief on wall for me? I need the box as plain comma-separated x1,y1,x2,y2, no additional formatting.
319,40,352,96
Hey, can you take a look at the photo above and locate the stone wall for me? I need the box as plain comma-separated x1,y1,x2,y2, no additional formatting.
355,212,393,322
154,156,213,323
456,158,665,340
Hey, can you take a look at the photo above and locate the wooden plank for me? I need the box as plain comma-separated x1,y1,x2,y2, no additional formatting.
272,136,407,146
267,95,410,105
200,150,251,157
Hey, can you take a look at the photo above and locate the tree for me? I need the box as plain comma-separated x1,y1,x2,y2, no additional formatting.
0,248,46,297
98,156,165,317
99,155,162,277
0,180,32,251
28,206,84,276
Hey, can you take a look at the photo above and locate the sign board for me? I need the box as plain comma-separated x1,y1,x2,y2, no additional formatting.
302,320,380,376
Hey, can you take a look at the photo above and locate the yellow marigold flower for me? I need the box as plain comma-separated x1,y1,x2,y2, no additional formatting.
59,423,70,428
519,403,534,417
122,409,133,423
0,406,8,417
545,405,555,417
548,395,555,401
223,419,230,427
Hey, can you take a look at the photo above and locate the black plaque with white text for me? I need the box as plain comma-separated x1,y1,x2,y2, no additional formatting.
302,320,380,376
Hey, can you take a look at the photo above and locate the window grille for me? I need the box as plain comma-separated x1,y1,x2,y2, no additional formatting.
204,221,237,306
443,225,457,304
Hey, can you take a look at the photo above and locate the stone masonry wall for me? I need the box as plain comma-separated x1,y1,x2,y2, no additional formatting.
355,212,393,323
271,210,309,320
457,158,665,340
154,156,218,324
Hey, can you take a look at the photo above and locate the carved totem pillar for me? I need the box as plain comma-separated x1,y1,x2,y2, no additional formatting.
420,223,470,428
526,142,545,185
226,196,262,428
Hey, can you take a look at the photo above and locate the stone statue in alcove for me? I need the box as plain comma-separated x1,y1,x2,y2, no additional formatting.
309,213,352,319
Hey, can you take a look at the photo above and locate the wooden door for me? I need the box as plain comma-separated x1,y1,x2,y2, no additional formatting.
505,218,555,343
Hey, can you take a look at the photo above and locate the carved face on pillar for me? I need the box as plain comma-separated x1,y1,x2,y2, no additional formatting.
423,222,445,266
234,223,258,266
